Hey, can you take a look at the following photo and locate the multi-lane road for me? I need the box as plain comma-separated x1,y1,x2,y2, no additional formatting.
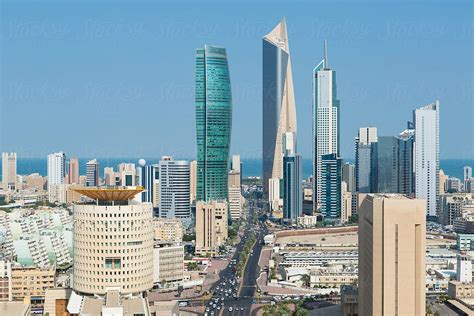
203,198,269,316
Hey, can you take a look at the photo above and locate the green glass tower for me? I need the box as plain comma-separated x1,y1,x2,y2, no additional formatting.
195,45,232,202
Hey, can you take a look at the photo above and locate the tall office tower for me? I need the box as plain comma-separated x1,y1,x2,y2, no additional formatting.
158,156,191,219
355,127,377,193
138,159,156,204
118,163,136,186
195,45,232,203
231,155,241,173
464,166,472,182
195,200,228,256
342,163,356,193
262,18,297,205
397,128,415,197
228,167,242,221
67,157,79,185
373,136,399,193
456,254,473,283
340,181,352,223
313,41,340,211
104,167,115,186
47,152,66,202
2,152,17,190
414,101,440,217
320,154,342,220
282,144,302,223
85,159,99,187
72,187,153,295
358,194,426,316
189,160,197,203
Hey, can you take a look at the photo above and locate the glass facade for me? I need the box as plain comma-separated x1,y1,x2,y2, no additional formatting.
320,154,342,219
373,136,399,193
398,131,415,196
195,45,232,202
283,153,302,222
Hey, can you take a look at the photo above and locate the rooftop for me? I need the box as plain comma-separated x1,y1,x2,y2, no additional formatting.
72,186,144,201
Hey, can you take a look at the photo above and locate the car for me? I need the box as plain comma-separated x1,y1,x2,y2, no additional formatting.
229,307,233,312
240,307,244,311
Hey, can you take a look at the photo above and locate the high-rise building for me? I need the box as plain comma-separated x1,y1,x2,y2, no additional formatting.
2,152,17,190
414,101,440,217
118,163,136,186
397,128,415,197
195,45,232,202
104,167,115,186
313,41,340,211
355,127,377,193
373,136,399,193
189,160,197,203
439,169,447,195
456,254,472,283
72,187,154,295
153,218,184,243
358,194,426,316
158,156,190,219
85,159,99,187
228,186,242,221
47,152,66,202
231,155,241,173
464,166,472,182
67,157,79,185
342,163,355,193
340,181,352,223
283,152,302,223
438,193,473,226
320,154,342,219
262,18,297,204
195,200,228,256
139,159,157,204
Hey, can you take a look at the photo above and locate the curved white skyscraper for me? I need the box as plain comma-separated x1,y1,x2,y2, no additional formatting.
262,18,297,204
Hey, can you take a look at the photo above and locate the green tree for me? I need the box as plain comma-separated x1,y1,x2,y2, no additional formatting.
300,274,311,288
295,308,309,316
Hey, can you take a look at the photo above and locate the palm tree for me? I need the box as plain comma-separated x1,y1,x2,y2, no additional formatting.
300,274,311,287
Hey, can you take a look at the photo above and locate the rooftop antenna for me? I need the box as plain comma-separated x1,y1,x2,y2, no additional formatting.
324,40,328,69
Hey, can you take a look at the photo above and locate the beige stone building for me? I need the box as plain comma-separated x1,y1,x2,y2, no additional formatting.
153,218,184,242
195,200,228,256
448,281,473,299
26,173,47,191
153,242,184,287
72,187,154,296
358,194,426,316
11,266,55,300
341,181,352,223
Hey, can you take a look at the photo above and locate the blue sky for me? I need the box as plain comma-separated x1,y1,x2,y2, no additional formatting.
1,0,472,160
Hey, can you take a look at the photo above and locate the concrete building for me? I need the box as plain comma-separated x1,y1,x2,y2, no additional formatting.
340,285,358,316
11,265,55,300
313,41,340,212
457,234,474,251
2,152,17,190
283,141,302,223
195,201,228,256
85,159,99,187
139,160,157,204
118,163,136,186
341,181,352,223
67,157,79,185
47,152,66,202
439,169,447,195
456,254,472,283
358,194,426,316
153,218,184,243
414,101,440,217
72,187,154,295
26,173,47,191
153,242,184,288
104,167,115,186
228,186,242,221
438,193,473,226
464,166,472,183
448,281,474,299
342,163,355,193
158,156,190,219
355,127,377,193
262,18,297,205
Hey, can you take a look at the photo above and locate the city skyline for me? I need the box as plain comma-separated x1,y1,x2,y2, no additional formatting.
2,1,472,160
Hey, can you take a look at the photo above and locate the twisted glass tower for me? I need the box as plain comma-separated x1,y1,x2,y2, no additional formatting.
195,45,232,202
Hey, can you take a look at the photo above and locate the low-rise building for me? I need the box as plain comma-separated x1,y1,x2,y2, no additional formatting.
340,284,358,316
153,218,184,243
11,265,55,300
448,281,474,299
309,271,357,288
457,234,474,251
297,215,318,228
153,242,184,288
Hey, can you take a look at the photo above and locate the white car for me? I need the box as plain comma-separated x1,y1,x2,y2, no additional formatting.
229,307,233,312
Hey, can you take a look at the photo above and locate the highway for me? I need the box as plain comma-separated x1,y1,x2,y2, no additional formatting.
201,197,268,316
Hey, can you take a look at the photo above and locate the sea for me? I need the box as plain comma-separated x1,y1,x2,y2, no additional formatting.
2,158,472,181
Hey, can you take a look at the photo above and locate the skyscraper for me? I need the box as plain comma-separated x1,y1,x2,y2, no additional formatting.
47,152,66,202
282,132,302,223
195,200,228,256
358,194,426,316
373,136,399,193
320,154,342,219
342,163,356,193
189,160,197,204
313,41,340,211
139,159,157,204
67,157,79,185
158,156,191,220
85,159,99,187
195,45,232,202
464,166,472,182
262,18,297,204
355,127,377,193
397,128,415,197
414,101,440,216
2,152,17,190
